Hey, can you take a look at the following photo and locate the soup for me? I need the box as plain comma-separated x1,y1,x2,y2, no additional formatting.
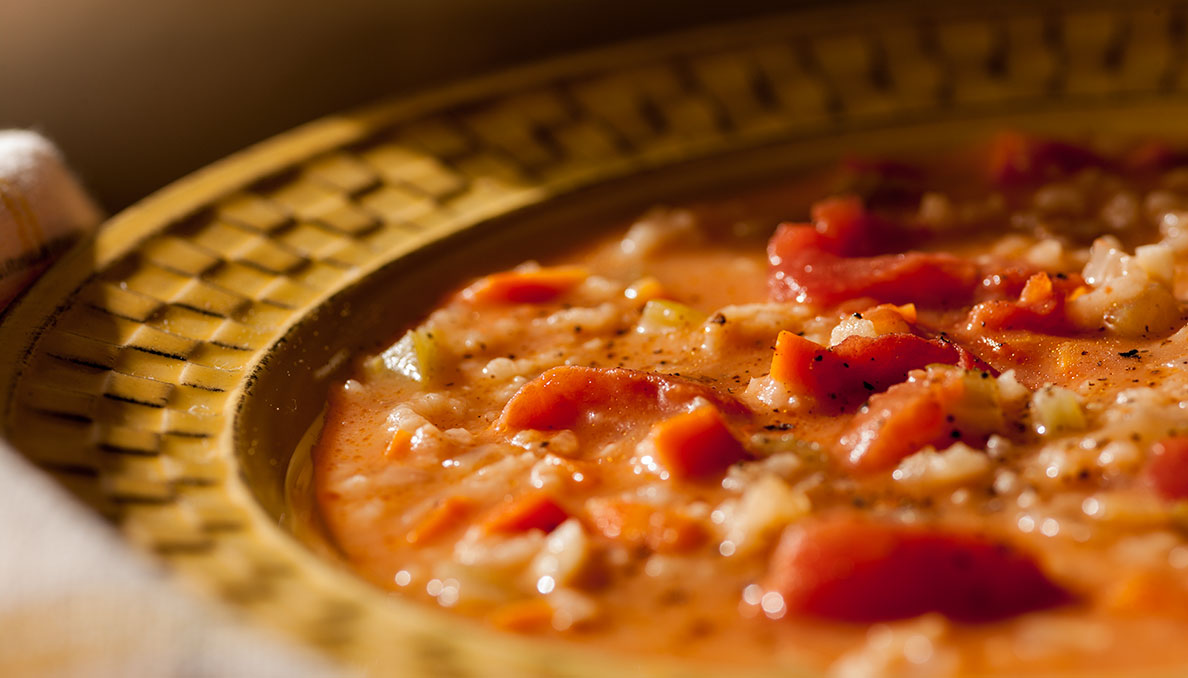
312,133,1188,675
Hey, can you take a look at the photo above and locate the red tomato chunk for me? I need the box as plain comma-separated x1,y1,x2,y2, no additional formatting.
989,131,1108,185
770,330,987,409
1145,435,1188,501
765,517,1073,623
767,197,979,307
461,266,589,304
968,271,1084,334
839,367,998,472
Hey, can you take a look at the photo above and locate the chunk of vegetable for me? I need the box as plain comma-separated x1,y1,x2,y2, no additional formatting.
988,131,1107,185
1030,385,1087,436
406,496,473,544
637,299,707,333
384,429,414,459
765,517,1073,623
829,304,917,345
461,266,588,304
649,405,748,480
623,276,669,302
488,598,555,632
769,228,979,307
767,197,979,307
373,327,444,386
839,366,1001,472
769,330,987,409
586,498,705,553
496,366,747,437
968,271,1083,334
482,492,569,534
836,157,926,208
1145,435,1188,501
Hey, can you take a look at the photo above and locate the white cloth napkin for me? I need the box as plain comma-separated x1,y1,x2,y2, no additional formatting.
0,131,347,677
0,130,102,308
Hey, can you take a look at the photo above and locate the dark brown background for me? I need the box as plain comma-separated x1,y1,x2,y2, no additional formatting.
0,1,795,212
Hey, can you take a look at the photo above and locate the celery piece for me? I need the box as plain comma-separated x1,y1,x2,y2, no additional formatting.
1031,385,1087,436
637,299,707,333
375,327,442,386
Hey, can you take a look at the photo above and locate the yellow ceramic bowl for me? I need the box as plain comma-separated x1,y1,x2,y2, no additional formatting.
3,2,1188,675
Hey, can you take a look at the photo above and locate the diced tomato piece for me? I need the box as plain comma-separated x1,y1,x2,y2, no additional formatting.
1145,435,1188,501
482,492,569,534
587,498,706,553
977,264,1041,300
461,266,588,304
384,429,414,459
649,405,748,480
765,517,1073,623
768,224,979,307
968,271,1083,334
769,330,987,409
831,333,989,385
837,156,925,208
989,131,1107,185
768,195,979,307
839,367,996,472
406,496,473,544
496,366,748,437
812,195,865,250
892,302,917,324
1123,140,1188,173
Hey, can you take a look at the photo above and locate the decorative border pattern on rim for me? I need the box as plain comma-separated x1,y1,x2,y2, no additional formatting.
2,2,1187,675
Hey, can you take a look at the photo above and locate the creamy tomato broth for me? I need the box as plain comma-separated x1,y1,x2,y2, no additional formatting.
312,134,1188,675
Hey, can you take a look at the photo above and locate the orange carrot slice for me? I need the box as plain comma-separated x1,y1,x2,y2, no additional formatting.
770,330,824,393
489,598,555,632
482,492,569,534
384,429,414,459
650,405,747,480
406,496,473,544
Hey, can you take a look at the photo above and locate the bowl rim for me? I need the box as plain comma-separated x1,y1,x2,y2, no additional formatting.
3,1,1188,675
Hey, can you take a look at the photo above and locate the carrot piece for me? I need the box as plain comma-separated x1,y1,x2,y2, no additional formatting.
624,276,669,302
770,330,826,395
587,499,705,553
1019,271,1054,306
496,365,748,434
384,429,414,459
461,266,588,304
488,598,555,632
893,302,917,324
406,496,473,544
483,492,569,534
650,405,747,480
